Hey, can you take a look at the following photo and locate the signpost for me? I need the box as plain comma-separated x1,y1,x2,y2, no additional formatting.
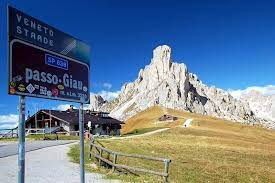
8,6,90,183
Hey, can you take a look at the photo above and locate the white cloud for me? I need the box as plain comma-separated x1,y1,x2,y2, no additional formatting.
92,90,120,101
0,114,18,123
228,90,243,99
53,104,79,111
0,123,17,129
228,85,275,99
0,114,18,129
102,83,112,89
54,104,72,111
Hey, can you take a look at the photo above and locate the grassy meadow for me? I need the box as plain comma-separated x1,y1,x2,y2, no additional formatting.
69,106,275,182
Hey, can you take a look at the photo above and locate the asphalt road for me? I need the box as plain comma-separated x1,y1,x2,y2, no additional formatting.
0,140,77,158
0,143,120,183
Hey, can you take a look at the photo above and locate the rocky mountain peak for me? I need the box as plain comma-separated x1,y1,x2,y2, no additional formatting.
136,45,189,92
152,45,172,65
93,45,274,129
89,94,106,111
237,90,275,126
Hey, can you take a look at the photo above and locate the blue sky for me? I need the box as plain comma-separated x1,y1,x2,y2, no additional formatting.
0,0,275,128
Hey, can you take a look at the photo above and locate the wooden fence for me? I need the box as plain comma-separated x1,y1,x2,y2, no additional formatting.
25,128,45,135
90,142,171,182
0,128,71,139
0,128,18,138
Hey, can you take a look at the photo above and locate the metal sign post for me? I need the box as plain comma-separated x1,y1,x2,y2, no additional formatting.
18,96,26,183
79,103,85,183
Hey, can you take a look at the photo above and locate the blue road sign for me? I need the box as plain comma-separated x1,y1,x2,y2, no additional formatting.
45,54,69,70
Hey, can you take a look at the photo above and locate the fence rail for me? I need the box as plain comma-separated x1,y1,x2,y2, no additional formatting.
90,142,171,182
0,128,18,138
25,128,45,135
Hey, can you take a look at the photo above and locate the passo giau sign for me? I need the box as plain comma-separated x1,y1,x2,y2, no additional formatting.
9,40,90,103
8,6,90,103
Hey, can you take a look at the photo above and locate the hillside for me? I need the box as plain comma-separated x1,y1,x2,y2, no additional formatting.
102,107,275,182
70,106,275,182
121,106,177,134
122,106,266,135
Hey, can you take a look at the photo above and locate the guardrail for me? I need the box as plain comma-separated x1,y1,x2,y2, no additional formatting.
0,128,70,139
25,128,45,135
0,128,18,138
90,142,171,182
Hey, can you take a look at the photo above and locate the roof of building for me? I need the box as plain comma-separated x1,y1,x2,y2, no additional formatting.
158,114,178,121
26,109,123,125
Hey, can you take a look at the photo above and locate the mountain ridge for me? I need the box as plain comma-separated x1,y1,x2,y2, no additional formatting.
91,45,274,129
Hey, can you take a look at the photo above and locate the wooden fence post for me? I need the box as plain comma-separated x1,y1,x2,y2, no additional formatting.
89,143,92,160
163,159,170,183
99,149,103,165
112,153,117,172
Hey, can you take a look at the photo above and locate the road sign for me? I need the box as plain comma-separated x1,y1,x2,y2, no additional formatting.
9,39,90,103
8,6,90,103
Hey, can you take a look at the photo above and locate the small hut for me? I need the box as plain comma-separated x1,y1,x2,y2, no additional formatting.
158,114,178,122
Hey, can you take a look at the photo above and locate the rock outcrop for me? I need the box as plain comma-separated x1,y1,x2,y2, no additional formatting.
94,45,273,129
89,94,106,111
237,90,275,129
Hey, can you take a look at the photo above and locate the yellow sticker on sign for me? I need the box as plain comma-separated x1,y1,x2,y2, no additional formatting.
58,84,64,90
18,84,26,92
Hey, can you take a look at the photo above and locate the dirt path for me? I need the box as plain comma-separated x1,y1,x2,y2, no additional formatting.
0,143,120,183
109,128,170,140
183,118,193,128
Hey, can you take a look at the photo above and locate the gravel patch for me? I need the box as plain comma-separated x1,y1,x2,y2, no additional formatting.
0,143,120,183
